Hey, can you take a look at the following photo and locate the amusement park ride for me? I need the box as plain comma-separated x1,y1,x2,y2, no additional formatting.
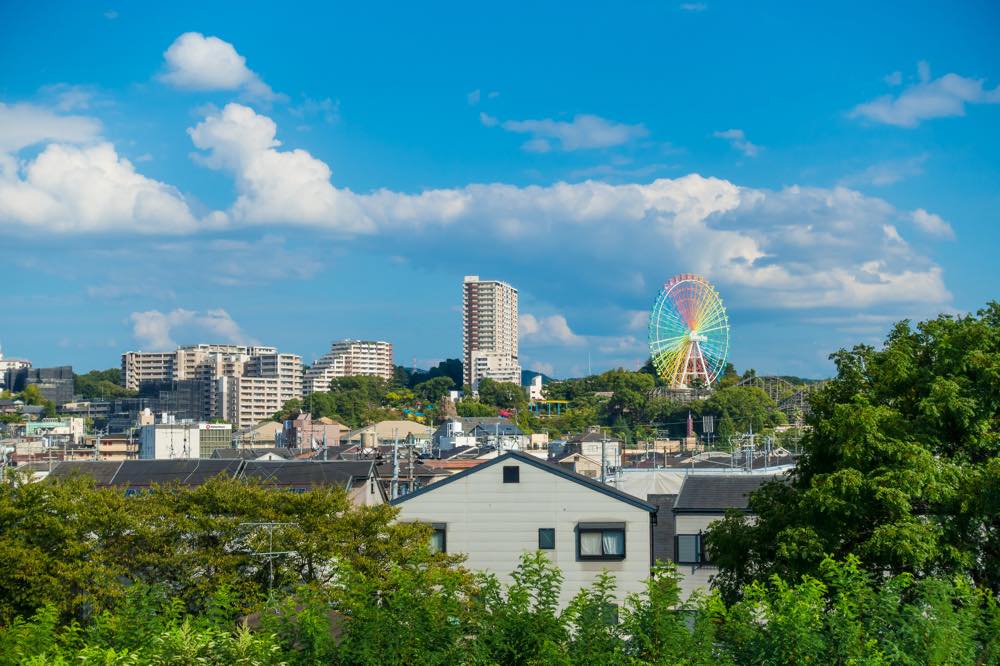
648,274,730,390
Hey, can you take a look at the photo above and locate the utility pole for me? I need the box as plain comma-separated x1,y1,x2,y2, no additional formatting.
600,431,607,484
391,428,399,499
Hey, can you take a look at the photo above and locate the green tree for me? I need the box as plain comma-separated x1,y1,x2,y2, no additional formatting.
708,303,1000,600
413,376,454,404
704,385,786,435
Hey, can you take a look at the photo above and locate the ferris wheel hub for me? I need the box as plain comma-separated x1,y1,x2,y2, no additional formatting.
690,333,707,342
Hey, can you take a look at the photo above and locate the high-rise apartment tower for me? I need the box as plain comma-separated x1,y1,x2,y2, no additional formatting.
462,275,521,388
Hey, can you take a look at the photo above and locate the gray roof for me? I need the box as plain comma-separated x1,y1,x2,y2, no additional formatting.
391,450,656,512
240,460,374,488
47,459,242,487
113,459,242,486
46,460,122,484
673,475,776,513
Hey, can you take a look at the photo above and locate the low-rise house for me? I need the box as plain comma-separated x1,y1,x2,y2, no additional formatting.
283,413,346,449
239,460,385,505
552,450,605,479
391,450,657,608
669,475,774,598
565,427,621,471
344,420,431,448
44,458,386,506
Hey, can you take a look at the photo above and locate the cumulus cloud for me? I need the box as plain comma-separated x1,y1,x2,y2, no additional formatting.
0,142,202,233
160,32,282,102
520,313,586,346
180,103,950,311
188,103,370,231
911,208,955,239
0,102,101,153
713,128,761,157
130,308,254,350
850,62,1000,127
489,113,648,152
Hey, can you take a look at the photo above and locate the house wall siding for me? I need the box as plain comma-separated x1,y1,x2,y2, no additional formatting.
395,460,652,608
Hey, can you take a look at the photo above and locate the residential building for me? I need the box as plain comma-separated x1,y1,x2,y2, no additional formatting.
121,344,302,430
462,275,520,388
564,427,622,472
46,458,385,507
669,475,774,598
0,348,31,389
5,366,75,405
392,450,657,608
240,460,385,505
344,420,432,448
304,340,394,394
137,422,233,459
283,412,346,449
24,417,84,444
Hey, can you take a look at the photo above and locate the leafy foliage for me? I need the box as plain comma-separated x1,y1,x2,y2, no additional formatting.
708,303,1000,600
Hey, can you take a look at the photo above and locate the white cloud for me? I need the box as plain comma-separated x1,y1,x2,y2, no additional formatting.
491,114,648,152
911,208,955,239
850,62,1000,127
160,32,282,102
841,154,927,187
884,71,903,86
181,103,950,311
0,142,202,233
289,97,339,124
129,308,254,350
713,128,761,157
479,112,498,127
679,3,707,10
467,89,481,105
520,313,586,346
188,103,370,232
0,102,101,153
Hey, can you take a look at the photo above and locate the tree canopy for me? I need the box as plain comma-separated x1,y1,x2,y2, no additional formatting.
708,303,1000,600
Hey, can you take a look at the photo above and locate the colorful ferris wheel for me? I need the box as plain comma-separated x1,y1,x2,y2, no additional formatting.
648,274,729,388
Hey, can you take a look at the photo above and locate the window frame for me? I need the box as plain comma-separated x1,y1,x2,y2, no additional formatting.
430,522,447,554
502,465,520,483
674,533,709,565
538,527,556,550
575,522,626,561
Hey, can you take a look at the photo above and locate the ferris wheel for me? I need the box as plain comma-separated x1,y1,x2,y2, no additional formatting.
648,274,729,388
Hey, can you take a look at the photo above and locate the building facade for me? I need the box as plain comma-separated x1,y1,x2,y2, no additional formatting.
462,275,520,388
392,451,656,608
121,344,302,430
0,348,31,389
304,340,394,394
137,422,233,459
4,366,75,405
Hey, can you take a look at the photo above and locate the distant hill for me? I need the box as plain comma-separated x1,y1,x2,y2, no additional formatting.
521,369,555,386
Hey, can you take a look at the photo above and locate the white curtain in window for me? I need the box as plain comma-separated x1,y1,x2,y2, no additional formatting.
602,530,624,555
580,531,603,556
677,535,698,562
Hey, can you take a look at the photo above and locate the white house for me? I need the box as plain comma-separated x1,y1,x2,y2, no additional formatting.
671,474,774,598
391,450,657,608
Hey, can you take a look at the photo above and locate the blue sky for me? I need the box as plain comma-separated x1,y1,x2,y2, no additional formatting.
1,1,998,378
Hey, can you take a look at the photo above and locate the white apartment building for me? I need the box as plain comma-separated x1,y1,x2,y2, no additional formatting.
462,275,520,388
121,344,302,429
137,422,233,460
304,340,394,394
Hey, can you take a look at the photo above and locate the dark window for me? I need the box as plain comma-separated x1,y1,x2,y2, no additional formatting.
576,522,626,560
675,534,708,565
430,523,447,553
538,528,555,550
502,466,520,483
